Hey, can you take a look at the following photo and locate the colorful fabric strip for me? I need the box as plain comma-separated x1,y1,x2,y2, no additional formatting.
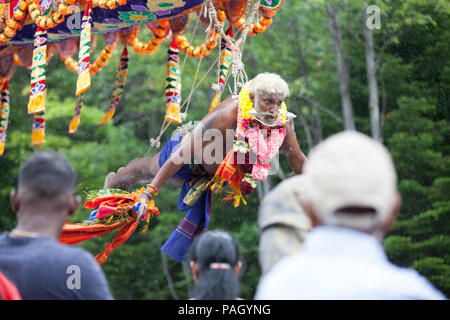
164,37,182,124
209,148,247,207
31,111,45,146
0,80,10,156
99,45,129,124
68,95,82,134
27,27,47,114
209,27,234,112
60,219,138,265
75,0,92,97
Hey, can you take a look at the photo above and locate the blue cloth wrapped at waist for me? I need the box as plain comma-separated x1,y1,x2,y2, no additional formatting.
158,133,213,262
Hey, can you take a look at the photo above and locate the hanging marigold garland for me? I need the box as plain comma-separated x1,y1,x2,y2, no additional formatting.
92,0,127,10
234,7,277,36
0,0,28,46
175,9,226,60
60,40,118,75
60,55,78,72
89,40,117,75
26,0,79,30
127,20,170,55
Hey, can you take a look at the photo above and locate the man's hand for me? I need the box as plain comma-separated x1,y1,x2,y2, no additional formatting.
133,200,147,221
134,187,157,221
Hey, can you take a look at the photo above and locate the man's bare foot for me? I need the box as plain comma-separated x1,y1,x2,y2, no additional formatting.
104,171,129,190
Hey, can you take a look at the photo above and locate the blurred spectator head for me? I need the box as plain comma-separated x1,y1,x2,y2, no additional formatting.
10,151,80,230
188,230,242,300
299,131,401,236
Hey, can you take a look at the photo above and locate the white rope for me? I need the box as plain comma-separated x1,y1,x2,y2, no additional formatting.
181,23,211,117
180,54,220,111
149,0,260,150
206,0,259,94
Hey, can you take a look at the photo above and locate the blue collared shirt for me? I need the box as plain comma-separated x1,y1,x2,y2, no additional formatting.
255,226,445,300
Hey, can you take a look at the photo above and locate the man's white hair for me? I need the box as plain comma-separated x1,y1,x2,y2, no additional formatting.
245,73,290,98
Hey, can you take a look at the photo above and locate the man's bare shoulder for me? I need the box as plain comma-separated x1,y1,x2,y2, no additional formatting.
220,95,239,122
201,95,238,131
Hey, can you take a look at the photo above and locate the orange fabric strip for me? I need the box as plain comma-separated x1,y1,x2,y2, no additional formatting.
94,220,139,265
59,220,129,245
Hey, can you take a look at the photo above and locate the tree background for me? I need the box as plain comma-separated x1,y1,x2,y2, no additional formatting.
0,0,448,299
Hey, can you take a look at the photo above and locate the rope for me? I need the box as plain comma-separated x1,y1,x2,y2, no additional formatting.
146,54,220,156
149,0,260,151
180,15,216,117
180,54,220,111
206,0,259,94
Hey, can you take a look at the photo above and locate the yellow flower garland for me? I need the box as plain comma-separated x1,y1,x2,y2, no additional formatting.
238,86,288,125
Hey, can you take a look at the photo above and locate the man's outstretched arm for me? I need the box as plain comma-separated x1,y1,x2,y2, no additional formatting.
281,120,307,175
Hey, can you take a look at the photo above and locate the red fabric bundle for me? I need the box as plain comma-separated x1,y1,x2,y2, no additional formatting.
59,191,159,265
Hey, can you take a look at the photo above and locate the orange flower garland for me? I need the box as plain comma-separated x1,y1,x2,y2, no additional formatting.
127,20,170,55
0,0,130,46
89,40,118,75
234,8,277,36
60,40,118,75
175,9,226,59
61,56,78,72
26,0,77,30
0,0,28,46
92,0,127,10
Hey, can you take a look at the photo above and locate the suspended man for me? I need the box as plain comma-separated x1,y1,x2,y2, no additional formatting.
104,73,307,261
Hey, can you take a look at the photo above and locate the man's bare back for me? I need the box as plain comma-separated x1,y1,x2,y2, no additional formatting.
193,95,238,175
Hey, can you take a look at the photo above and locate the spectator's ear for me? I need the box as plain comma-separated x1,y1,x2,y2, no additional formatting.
190,261,200,281
68,195,81,216
300,198,322,227
9,189,19,213
249,93,254,103
380,192,401,233
233,261,242,276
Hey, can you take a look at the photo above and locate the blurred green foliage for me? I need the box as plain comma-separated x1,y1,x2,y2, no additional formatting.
0,0,448,299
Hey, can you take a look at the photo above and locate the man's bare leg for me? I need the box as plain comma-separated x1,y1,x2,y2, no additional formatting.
104,152,184,190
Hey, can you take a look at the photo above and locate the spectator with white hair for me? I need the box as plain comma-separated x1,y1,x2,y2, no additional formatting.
255,131,445,299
